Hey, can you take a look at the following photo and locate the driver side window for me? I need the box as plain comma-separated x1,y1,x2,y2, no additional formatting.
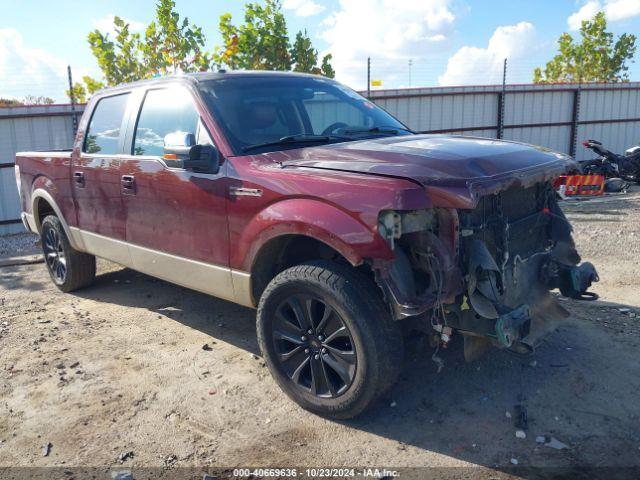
133,87,200,157
303,92,372,134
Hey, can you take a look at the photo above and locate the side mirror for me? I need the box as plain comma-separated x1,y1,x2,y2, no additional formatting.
163,131,220,174
184,144,220,174
163,132,196,159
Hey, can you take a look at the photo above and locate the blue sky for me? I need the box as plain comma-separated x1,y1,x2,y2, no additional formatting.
1,0,640,101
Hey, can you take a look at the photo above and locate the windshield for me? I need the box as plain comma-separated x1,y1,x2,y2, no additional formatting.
198,75,412,154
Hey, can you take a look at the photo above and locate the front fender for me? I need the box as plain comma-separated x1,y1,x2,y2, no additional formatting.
236,198,393,271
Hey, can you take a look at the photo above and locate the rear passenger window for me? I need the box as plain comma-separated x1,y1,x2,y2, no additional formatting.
83,94,129,155
132,87,199,157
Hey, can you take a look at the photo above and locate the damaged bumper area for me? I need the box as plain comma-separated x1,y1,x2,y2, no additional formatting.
373,182,598,357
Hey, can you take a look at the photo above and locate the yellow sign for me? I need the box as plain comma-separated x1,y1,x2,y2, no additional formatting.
370,79,382,87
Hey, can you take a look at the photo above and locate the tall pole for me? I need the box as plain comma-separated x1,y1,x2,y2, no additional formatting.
408,59,413,87
367,57,371,99
497,58,507,139
67,65,78,137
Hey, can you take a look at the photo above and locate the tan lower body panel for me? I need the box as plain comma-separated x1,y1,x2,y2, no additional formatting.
69,228,254,308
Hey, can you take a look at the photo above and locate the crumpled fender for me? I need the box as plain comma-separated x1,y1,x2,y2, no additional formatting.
236,198,393,271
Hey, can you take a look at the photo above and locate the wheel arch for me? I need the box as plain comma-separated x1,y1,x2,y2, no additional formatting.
31,188,81,250
239,199,393,304
249,234,358,305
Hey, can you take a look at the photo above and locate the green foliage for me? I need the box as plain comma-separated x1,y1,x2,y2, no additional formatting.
534,12,637,83
76,0,335,104
140,0,211,74
320,53,335,79
83,76,105,95
81,0,211,93
213,0,291,70
291,30,317,73
66,83,87,104
66,76,105,104
214,0,334,76
85,135,101,154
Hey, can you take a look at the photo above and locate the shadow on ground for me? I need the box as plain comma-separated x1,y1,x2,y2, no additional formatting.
67,264,640,475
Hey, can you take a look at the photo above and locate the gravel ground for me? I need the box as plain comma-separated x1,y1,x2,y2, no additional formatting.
0,188,639,478
0,233,39,258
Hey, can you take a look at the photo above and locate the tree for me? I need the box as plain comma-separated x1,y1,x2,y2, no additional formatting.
320,53,335,79
68,0,211,101
22,95,55,105
214,0,292,71
534,12,637,83
0,98,24,107
291,30,318,73
71,0,335,102
139,0,211,74
66,76,105,104
0,96,54,107
214,0,334,76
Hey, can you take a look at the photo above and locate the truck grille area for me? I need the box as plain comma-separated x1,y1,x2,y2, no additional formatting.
458,183,554,271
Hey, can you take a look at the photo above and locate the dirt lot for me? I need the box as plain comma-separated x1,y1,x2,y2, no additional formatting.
1,189,640,478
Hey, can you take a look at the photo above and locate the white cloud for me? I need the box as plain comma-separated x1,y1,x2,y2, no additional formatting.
319,0,456,89
93,13,145,38
606,0,640,21
438,22,536,86
0,28,68,101
568,0,640,30
283,0,325,17
568,1,601,30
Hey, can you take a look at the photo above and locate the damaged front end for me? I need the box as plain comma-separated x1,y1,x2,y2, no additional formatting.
373,182,598,360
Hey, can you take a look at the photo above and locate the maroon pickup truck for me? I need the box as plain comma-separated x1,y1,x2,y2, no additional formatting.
15,71,597,418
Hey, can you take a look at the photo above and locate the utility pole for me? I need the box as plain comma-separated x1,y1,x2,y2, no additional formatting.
497,58,507,139
408,59,413,87
367,57,371,99
67,65,78,137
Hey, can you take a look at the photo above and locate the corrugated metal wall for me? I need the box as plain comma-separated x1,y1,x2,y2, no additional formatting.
1,82,639,235
369,82,640,162
0,105,82,235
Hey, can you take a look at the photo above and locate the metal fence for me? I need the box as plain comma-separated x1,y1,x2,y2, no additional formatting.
0,104,83,235
1,81,640,235
367,82,640,161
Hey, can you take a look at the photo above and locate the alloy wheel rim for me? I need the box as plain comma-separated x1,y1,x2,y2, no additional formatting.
43,227,66,283
272,295,356,398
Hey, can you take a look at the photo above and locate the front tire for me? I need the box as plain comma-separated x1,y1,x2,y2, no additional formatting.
41,215,96,292
257,261,403,419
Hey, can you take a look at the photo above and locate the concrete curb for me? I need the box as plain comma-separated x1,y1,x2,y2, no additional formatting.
0,254,44,268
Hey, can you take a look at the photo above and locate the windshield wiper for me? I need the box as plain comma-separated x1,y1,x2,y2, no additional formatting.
343,125,415,135
241,134,351,153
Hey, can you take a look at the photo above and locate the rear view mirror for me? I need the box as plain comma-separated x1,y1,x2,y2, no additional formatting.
184,144,220,174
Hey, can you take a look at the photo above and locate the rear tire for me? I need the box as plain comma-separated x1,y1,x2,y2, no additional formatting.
41,215,96,292
257,260,403,419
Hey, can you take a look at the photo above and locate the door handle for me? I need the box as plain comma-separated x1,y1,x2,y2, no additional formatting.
73,171,85,188
121,175,135,194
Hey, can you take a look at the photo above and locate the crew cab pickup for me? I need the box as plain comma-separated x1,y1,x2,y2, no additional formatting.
15,71,597,418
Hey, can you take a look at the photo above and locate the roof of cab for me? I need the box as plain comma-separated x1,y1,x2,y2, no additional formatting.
93,70,329,96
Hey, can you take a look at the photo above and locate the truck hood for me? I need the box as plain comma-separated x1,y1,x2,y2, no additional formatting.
274,135,575,205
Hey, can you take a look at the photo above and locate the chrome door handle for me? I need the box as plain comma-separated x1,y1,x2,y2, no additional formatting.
121,175,135,194
73,171,85,188
229,186,262,197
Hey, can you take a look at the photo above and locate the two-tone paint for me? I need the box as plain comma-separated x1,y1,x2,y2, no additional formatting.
15,72,576,310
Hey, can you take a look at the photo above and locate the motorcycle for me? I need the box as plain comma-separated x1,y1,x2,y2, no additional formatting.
580,139,640,184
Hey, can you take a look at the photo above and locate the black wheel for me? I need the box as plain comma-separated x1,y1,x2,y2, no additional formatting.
257,261,403,419
41,215,96,292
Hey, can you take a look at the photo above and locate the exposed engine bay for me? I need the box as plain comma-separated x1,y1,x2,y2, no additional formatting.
373,181,599,360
